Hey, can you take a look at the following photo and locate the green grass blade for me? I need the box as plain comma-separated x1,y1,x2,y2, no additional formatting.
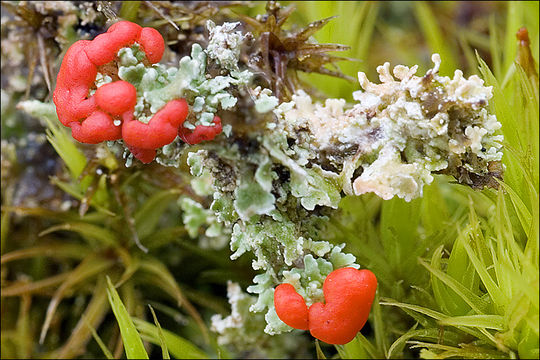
1,242,90,264
138,258,209,342
419,258,488,315
354,2,379,75
83,316,114,360
503,2,523,75
489,15,502,80
414,2,458,76
134,189,181,240
1,273,69,297
133,318,208,359
106,276,149,360
119,1,141,22
38,222,118,248
1,186,14,255
354,332,379,359
477,53,521,151
498,181,532,236
40,255,114,344
148,305,170,360
380,299,447,321
337,335,371,359
371,292,388,356
387,323,418,358
380,197,422,277
438,315,505,330
457,229,506,307
315,340,327,359
409,341,511,359
379,298,499,345
429,245,455,315
55,277,110,359
458,33,479,75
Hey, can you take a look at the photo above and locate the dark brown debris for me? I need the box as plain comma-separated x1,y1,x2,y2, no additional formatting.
239,1,354,101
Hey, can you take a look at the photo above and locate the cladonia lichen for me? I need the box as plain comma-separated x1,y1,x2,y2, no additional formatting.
182,52,503,336
17,17,503,341
96,20,252,162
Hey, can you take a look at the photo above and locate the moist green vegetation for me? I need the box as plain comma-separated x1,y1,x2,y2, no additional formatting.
1,1,538,359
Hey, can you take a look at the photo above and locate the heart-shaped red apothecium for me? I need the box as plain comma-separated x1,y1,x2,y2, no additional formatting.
274,267,377,345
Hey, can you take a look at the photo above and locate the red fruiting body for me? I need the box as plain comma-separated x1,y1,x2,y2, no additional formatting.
309,268,377,345
139,27,166,64
84,21,143,66
274,284,309,330
125,144,156,164
94,81,137,116
274,267,378,345
122,99,189,150
53,40,98,126
179,116,223,145
53,20,164,145
69,110,122,144
53,20,223,164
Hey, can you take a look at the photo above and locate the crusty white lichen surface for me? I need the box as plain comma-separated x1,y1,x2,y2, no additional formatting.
272,54,503,201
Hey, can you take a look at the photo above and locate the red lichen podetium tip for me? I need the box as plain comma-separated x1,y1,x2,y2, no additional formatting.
178,116,223,145
52,20,167,160
121,98,189,150
53,40,99,128
274,267,378,345
138,27,165,64
517,27,530,45
53,19,223,164
69,110,122,144
94,81,137,116
125,145,156,164
274,283,309,330
84,21,143,66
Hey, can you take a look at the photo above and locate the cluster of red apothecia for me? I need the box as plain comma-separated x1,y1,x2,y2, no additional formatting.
274,267,377,345
53,21,222,164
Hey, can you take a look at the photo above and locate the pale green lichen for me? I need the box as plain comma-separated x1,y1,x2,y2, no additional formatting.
269,54,503,201
210,281,309,357
250,86,280,114
179,196,229,250
233,181,276,221
93,73,113,89
182,53,503,336
187,142,362,334
190,167,214,197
